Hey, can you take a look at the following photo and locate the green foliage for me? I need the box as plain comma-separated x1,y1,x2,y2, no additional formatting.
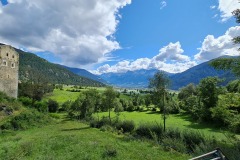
102,145,117,158
18,82,54,101
210,57,240,77
178,83,197,101
34,101,48,112
0,118,189,160
114,99,124,113
18,97,32,107
102,87,117,121
227,80,240,93
135,122,164,139
211,93,240,132
0,92,22,117
69,89,101,119
47,99,59,113
198,77,220,121
0,109,52,130
116,120,135,133
61,100,72,112
17,49,105,87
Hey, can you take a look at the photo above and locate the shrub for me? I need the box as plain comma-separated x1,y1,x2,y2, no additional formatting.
33,101,48,112
90,117,111,128
165,127,181,139
161,137,187,153
229,115,240,134
182,130,205,151
135,122,164,139
61,100,72,112
116,120,135,133
0,109,52,130
19,97,32,107
48,99,59,113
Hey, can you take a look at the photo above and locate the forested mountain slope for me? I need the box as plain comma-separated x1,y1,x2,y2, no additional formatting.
15,48,105,86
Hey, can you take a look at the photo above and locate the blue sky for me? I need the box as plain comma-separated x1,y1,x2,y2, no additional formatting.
0,0,239,74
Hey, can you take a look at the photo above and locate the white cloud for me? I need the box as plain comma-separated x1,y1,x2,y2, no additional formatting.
0,0,131,67
154,42,190,62
194,26,240,61
210,5,216,9
93,42,196,75
160,1,167,10
218,0,240,22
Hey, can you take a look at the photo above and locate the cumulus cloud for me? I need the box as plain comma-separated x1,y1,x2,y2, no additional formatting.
218,0,240,22
0,0,131,67
154,42,190,62
93,42,196,75
194,26,240,61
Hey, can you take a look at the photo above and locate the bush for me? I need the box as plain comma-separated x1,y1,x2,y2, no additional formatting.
161,137,187,153
116,120,135,133
33,101,48,112
165,127,181,139
90,117,111,128
229,115,240,134
18,97,32,107
181,130,205,151
0,109,52,130
61,100,72,112
135,122,164,139
48,99,59,113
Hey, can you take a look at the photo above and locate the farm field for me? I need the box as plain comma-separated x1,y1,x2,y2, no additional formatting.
0,114,189,160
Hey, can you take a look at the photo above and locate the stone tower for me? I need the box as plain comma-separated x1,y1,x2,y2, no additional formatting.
0,45,19,98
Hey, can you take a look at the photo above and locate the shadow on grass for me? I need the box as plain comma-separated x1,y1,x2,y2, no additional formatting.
61,126,91,131
174,113,225,134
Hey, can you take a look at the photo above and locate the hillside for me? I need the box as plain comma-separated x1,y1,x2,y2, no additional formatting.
169,58,236,90
99,56,237,89
15,48,105,87
63,65,107,84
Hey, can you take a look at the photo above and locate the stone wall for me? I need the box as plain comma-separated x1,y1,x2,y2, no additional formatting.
0,45,19,98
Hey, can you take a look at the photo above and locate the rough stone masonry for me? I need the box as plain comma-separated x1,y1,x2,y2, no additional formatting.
0,45,19,98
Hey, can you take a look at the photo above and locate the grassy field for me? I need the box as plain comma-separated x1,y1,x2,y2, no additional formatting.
43,87,106,104
0,115,189,160
45,88,239,141
44,89,81,104
95,111,238,141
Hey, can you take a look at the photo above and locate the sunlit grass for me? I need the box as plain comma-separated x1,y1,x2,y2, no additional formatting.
95,111,237,141
0,115,189,160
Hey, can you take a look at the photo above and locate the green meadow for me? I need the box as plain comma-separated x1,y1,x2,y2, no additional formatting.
95,111,235,141
46,88,238,141
0,115,189,160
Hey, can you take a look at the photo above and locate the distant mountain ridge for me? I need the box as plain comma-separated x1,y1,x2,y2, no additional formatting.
62,65,107,84
100,69,172,88
99,56,238,90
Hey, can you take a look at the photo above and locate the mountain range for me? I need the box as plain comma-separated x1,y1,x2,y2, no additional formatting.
64,56,237,90
1,43,237,90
